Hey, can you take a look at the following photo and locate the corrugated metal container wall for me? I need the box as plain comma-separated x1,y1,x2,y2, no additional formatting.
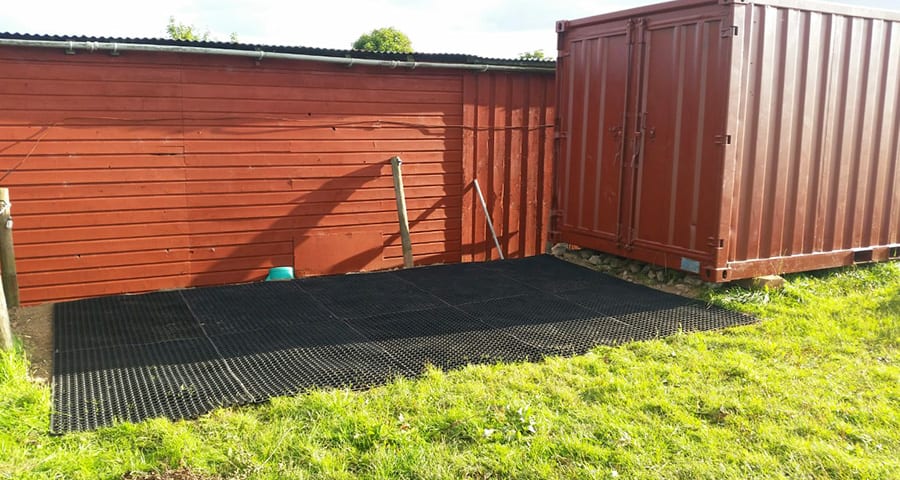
0,46,554,305
556,0,900,281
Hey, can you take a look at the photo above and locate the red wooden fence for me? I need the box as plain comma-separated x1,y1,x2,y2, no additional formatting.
0,46,554,305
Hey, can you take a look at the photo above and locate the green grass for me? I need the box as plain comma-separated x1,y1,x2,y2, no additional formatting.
2,262,899,479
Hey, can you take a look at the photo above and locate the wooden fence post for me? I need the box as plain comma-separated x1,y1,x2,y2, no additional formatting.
0,273,11,350
390,157,414,268
0,188,19,308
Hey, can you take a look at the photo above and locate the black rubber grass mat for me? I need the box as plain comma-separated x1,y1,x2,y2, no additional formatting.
54,291,203,352
52,338,251,433
179,282,333,336
344,307,546,372
297,273,446,319
51,255,756,432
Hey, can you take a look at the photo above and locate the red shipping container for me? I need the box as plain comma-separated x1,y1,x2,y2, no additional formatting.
556,0,900,281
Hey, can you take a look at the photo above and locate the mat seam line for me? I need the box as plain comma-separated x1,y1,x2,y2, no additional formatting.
389,268,551,353
291,282,417,377
178,290,254,402
489,257,636,327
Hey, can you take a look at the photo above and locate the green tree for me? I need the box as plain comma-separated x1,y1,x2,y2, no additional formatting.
166,16,211,41
166,16,238,42
518,49,546,60
352,27,413,53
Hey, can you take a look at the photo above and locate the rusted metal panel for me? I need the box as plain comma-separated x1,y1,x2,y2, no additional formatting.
557,0,900,281
0,46,554,304
460,73,555,262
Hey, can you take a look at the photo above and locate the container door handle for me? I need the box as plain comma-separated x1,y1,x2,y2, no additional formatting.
631,131,642,166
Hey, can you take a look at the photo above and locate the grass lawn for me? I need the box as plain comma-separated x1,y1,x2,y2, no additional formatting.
2,261,898,479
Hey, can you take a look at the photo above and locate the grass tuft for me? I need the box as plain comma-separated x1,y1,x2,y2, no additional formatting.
2,262,898,479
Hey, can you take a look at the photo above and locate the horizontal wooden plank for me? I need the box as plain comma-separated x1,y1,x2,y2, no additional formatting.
14,223,190,245
20,261,189,288
0,57,184,83
0,94,184,112
21,275,188,305
0,126,186,144
185,151,458,167
188,242,294,261
181,138,460,154
191,255,295,274
184,162,460,181
0,111,186,126
15,187,459,214
385,240,454,257
385,251,461,265
2,168,185,186
0,154,186,171
290,173,462,190
15,196,459,228
179,67,462,92
188,269,271,288
14,207,461,244
0,78,462,103
0,113,460,128
0,79,183,98
17,209,188,230
16,195,185,215
0,150,458,172
185,126,458,142
180,98,461,116
15,235,192,258
14,218,457,258
10,182,189,200
385,229,462,246
0,140,183,156
18,248,191,273
181,83,460,104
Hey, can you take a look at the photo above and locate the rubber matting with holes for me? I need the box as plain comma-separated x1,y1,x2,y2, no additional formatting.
51,255,755,432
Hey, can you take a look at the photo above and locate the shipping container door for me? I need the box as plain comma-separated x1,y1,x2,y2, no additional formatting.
557,23,631,245
625,13,731,261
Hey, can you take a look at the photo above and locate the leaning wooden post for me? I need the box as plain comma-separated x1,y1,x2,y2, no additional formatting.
390,156,414,268
0,188,18,308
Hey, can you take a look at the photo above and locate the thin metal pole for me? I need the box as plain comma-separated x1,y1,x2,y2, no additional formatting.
391,157,414,268
473,179,505,260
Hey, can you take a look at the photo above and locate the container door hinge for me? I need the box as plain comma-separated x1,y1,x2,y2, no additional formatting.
721,26,739,37
714,134,732,145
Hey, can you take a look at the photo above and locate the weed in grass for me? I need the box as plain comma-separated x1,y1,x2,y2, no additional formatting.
1,262,899,479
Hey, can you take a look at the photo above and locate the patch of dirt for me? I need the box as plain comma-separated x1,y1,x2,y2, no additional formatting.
122,468,222,480
10,303,53,382
551,244,714,299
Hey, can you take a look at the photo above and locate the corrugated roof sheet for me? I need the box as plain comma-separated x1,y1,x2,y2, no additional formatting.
0,32,555,68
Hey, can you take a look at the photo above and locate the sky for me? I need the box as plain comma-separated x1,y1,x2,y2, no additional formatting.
1,0,898,59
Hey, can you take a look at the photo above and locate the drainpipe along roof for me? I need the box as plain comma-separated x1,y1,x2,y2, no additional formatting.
0,32,556,73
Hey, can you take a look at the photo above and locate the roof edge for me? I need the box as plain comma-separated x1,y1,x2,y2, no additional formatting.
0,32,556,71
